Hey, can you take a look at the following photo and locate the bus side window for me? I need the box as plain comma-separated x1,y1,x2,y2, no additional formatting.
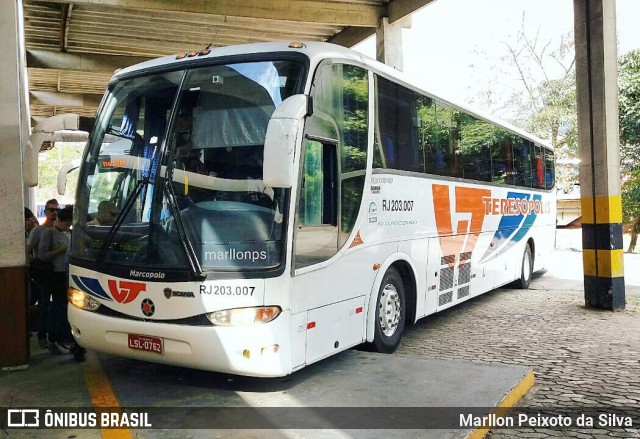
294,139,339,269
544,148,555,189
456,114,492,182
434,102,458,177
512,137,532,188
376,75,421,173
532,145,545,189
490,136,506,184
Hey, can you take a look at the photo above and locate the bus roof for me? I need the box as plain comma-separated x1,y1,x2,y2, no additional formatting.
113,41,363,78
113,41,552,151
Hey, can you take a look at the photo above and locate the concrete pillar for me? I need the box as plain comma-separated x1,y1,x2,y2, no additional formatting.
574,0,625,310
0,0,30,368
375,16,411,71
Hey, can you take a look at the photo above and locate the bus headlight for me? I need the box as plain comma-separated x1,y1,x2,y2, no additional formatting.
207,306,281,326
68,287,101,311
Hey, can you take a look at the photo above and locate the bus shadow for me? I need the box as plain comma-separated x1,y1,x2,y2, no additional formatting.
98,345,360,404
99,274,553,405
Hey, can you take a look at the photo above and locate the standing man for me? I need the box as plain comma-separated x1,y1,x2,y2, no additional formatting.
24,207,39,311
24,207,39,238
26,198,59,348
41,199,59,227
44,205,73,354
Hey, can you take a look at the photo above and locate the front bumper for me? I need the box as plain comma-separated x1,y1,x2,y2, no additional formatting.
68,305,293,377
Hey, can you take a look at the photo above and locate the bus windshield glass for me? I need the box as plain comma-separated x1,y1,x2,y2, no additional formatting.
71,58,305,274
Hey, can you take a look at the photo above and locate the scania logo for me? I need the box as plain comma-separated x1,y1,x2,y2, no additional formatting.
107,280,146,304
141,298,155,317
163,287,195,299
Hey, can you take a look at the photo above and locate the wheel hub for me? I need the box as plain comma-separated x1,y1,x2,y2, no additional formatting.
379,283,401,337
524,251,531,282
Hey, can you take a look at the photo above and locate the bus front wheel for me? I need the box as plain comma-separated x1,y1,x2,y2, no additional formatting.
372,267,406,354
516,244,533,289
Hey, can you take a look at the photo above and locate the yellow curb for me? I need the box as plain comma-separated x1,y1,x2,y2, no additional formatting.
465,369,535,439
83,352,133,439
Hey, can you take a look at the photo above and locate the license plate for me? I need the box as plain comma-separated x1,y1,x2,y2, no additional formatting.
128,333,163,354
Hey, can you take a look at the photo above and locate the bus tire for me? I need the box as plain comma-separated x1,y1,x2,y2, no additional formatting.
517,244,533,289
372,267,406,354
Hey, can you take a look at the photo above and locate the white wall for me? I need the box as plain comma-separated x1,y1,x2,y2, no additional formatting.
0,0,30,267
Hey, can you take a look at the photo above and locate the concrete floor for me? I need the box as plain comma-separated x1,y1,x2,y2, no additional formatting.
0,337,531,438
2,233,637,439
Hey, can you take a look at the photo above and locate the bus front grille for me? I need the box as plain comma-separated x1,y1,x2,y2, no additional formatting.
94,305,213,326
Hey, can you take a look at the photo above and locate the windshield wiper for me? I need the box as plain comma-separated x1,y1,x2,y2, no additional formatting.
97,177,148,262
163,180,206,281
160,147,206,280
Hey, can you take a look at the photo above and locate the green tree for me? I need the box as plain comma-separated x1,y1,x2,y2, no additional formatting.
619,50,640,147
457,118,498,155
469,19,640,250
37,142,84,206
469,16,578,188
621,171,640,252
618,49,640,251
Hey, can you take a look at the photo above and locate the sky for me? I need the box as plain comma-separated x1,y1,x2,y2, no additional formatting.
353,0,640,113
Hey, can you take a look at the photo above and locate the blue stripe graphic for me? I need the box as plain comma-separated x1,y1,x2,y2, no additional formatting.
479,192,538,263
71,275,113,301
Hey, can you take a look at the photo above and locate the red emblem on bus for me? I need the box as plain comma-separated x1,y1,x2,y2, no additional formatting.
433,184,490,268
141,299,155,317
107,280,146,303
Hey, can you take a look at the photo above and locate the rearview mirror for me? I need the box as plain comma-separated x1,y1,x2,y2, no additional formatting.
24,113,92,187
57,158,81,195
263,95,311,188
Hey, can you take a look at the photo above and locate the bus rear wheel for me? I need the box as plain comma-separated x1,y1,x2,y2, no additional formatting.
516,244,533,289
372,267,406,354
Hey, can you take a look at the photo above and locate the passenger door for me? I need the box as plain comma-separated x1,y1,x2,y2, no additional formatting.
290,62,370,365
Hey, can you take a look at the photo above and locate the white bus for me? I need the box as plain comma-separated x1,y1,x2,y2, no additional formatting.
66,41,556,377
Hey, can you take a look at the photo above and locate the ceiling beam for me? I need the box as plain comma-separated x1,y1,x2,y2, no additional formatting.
28,67,112,94
388,0,437,24
70,7,341,31
60,3,72,52
330,0,439,48
328,26,376,48
26,49,152,71
30,90,103,107
33,0,384,27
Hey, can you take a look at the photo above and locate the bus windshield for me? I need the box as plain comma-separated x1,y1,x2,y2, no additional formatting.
71,58,305,275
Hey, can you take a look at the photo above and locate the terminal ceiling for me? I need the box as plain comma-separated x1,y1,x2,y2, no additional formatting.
23,0,434,126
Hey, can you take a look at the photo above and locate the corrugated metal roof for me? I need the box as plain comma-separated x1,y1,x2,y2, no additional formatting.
23,0,432,123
